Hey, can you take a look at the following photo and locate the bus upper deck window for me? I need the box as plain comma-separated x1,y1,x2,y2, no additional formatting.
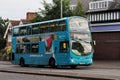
32,25,39,34
13,28,19,36
20,27,26,36
50,22,58,32
40,24,48,33
27,26,31,35
58,20,66,31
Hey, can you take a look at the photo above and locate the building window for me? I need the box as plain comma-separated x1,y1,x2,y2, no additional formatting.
105,13,108,21
110,12,113,20
92,14,95,22
93,3,95,9
97,14,100,21
113,12,116,20
91,14,93,21
102,1,107,8
70,5,77,10
116,12,119,20
102,13,105,21
90,11,119,23
96,3,98,9
90,15,92,21
94,14,97,21
102,2,104,8
90,12,120,22
104,2,106,8
99,2,102,8
89,1,110,10
99,13,101,21
108,13,110,20
89,3,92,9
101,13,103,21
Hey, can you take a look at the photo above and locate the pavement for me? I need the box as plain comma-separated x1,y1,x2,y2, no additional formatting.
0,60,120,80
92,60,120,69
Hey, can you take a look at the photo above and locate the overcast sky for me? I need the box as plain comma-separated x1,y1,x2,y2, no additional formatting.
0,0,52,20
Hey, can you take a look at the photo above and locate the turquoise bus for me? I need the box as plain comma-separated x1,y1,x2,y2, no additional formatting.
11,16,94,68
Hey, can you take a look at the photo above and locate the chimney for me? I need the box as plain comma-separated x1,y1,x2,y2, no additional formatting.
26,12,37,21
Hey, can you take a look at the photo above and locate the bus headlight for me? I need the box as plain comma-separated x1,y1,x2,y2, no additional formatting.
71,59,76,63
71,59,74,62
90,59,93,62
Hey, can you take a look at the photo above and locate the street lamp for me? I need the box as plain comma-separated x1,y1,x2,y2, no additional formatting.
61,0,63,18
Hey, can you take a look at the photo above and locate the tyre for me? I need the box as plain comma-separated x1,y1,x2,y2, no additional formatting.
70,65,77,69
20,58,25,67
49,58,56,68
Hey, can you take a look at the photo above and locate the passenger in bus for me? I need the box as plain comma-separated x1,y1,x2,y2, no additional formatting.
17,38,23,43
32,44,38,53
22,37,30,42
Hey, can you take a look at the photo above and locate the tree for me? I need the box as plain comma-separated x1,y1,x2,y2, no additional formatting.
31,0,73,22
31,0,87,23
0,17,5,38
0,17,7,50
73,0,86,18
0,38,6,50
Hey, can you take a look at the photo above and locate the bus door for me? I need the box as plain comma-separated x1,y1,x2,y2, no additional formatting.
53,41,69,65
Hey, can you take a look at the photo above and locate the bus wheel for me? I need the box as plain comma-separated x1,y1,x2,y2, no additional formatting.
49,58,56,68
70,65,77,69
20,58,25,67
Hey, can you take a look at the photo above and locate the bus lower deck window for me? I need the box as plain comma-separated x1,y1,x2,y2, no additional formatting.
32,44,39,53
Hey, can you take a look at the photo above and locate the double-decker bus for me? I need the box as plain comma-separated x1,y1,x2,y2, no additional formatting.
11,16,94,68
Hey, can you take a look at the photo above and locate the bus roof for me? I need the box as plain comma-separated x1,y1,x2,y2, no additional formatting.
12,16,87,29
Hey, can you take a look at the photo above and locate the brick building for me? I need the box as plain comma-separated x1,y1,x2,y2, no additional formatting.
26,12,36,21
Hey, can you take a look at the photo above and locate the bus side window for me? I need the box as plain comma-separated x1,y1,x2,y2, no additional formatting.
32,43,39,53
39,27,42,33
60,41,69,53
58,20,66,31
13,28,19,36
20,27,27,36
16,44,19,53
19,44,25,53
32,25,39,34
40,23,49,33
16,44,30,54
27,26,31,35
26,44,30,53
50,22,58,32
